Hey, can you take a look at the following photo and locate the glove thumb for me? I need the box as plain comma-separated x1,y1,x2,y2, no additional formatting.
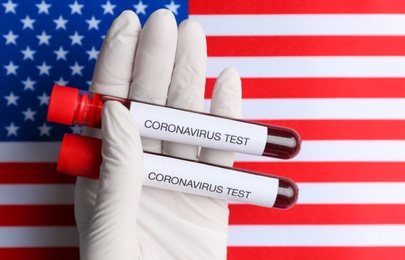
84,101,143,259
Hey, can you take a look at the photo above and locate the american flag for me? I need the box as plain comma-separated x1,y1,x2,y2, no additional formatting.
1,0,405,259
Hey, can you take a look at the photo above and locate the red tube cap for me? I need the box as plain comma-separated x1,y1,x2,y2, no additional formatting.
47,84,79,125
58,134,102,179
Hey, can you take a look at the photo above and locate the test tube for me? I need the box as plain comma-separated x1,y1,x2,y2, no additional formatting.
48,85,301,159
58,133,299,209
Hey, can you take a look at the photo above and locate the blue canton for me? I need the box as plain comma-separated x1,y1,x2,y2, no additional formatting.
0,0,188,141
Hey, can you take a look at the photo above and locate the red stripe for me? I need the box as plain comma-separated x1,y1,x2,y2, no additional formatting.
3,161,404,186
207,36,405,56
190,0,405,14
0,205,75,226
0,248,79,260
227,247,405,260
229,204,405,224
7,203,405,226
233,162,405,182
5,247,405,260
0,163,76,184
255,120,405,140
205,78,405,98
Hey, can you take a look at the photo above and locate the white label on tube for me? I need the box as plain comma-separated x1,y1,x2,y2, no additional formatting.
143,153,279,208
130,102,268,155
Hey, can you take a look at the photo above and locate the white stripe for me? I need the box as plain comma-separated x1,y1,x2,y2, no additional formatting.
237,141,405,162
229,182,405,205
0,225,403,247
2,182,405,205
2,140,405,163
298,183,405,204
0,185,74,205
206,98,405,120
0,227,78,247
227,225,405,246
191,14,405,36
0,142,60,162
207,57,405,78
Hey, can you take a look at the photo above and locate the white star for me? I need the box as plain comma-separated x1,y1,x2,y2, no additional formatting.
4,92,19,106
4,61,18,75
5,122,19,137
86,47,98,60
55,77,68,86
22,77,36,91
53,16,68,30
54,46,68,60
36,0,51,14
38,123,52,136
70,62,84,76
69,31,84,45
165,0,180,15
3,30,18,45
36,31,51,45
37,61,52,75
69,1,84,15
134,1,147,15
20,15,35,29
86,16,101,30
71,125,82,134
101,1,115,15
21,46,36,60
22,107,37,121
2,0,17,14
37,92,49,106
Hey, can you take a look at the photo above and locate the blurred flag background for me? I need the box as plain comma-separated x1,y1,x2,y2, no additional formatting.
1,0,405,259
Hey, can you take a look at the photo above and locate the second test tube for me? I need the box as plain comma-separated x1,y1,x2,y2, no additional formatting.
47,84,301,159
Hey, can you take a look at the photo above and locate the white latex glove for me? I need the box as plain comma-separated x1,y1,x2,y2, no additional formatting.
74,9,242,260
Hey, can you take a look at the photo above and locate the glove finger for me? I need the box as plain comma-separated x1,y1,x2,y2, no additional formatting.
85,101,143,259
75,10,141,236
128,9,178,153
91,10,141,98
162,19,207,159
198,67,242,167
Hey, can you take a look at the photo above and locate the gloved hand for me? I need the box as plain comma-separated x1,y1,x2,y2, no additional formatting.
74,9,242,260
